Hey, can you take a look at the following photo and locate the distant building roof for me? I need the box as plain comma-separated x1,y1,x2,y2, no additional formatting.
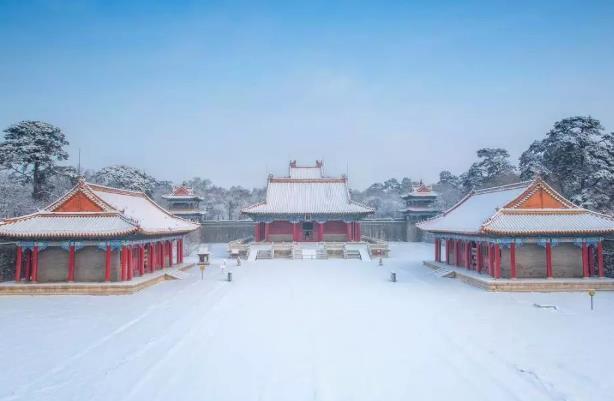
417,178,614,236
162,185,204,201
288,160,325,179
0,180,199,239
242,161,374,217
401,183,438,199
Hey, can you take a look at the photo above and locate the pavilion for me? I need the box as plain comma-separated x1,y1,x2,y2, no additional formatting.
417,178,614,279
401,182,441,241
0,179,199,283
162,185,205,223
242,161,374,242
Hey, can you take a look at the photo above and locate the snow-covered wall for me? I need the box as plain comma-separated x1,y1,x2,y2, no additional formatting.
200,220,256,243
360,219,407,241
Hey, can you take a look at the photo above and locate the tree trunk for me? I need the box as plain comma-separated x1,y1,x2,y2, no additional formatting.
32,163,44,201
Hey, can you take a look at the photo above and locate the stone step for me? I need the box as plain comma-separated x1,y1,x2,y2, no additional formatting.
256,250,273,259
433,267,456,278
165,270,189,280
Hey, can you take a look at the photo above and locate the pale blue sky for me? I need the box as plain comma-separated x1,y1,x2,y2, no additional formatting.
1,1,613,189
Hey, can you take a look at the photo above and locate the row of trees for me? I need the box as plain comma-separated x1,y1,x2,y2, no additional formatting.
434,116,614,213
1,116,613,220
0,121,266,220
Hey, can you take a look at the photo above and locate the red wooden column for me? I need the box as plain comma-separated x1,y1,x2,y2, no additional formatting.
68,243,76,282
31,245,39,282
120,246,127,281
166,241,170,266
176,240,181,264
581,242,589,278
139,245,145,276
346,222,353,242
264,223,271,242
318,222,324,242
24,251,31,281
588,245,594,276
597,241,605,278
453,240,458,266
15,246,22,283
465,241,471,269
150,244,154,270
169,241,174,266
545,241,553,279
254,224,261,242
487,242,495,276
510,242,517,279
127,246,133,280
292,223,300,242
160,242,164,267
476,243,483,273
160,242,165,268
494,243,501,279
104,244,112,282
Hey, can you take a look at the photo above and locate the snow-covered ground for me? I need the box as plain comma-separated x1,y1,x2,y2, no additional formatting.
1,242,613,401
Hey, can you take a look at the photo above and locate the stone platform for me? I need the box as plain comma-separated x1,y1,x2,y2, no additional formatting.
0,263,195,296
423,261,614,292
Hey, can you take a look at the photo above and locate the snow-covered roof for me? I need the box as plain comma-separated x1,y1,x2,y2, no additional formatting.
0,180,199,240
401,183,438,198
242,161,373,216
161,185,203,201
483,209,614,235
417,179,614,236
0,212,138,239
88,184,200,234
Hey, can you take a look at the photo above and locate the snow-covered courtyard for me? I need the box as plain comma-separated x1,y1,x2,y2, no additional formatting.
1,242,613,401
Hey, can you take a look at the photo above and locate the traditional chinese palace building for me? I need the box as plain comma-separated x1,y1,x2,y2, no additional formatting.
401,182,441,242
242,161,374,242
162,185,205,223
0,179,199,283
418,178,614,279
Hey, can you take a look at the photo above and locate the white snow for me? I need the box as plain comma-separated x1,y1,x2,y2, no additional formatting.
419,183,529,233
91,186,198,233
1,242,613,401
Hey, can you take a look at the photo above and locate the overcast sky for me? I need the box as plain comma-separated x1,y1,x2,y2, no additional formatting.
1,1,613,190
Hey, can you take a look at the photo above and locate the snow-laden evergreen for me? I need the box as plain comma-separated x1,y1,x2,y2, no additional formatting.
519,116,614,212
0,121,69,201
92,165,159,195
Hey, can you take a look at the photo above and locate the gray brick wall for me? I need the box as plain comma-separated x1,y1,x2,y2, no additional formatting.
501,243,582,279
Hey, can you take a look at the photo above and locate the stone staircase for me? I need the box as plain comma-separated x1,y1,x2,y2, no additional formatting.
432,265,456,278
292,244,328,260
343,248,362,259
256,249,273,260
165,270,190,280
343,244,371,261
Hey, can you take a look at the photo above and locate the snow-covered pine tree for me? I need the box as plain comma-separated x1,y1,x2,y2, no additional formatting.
92,165,158,196
460,148,517,192
519,116,614,212
0,121,69,201
433,170,463,209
